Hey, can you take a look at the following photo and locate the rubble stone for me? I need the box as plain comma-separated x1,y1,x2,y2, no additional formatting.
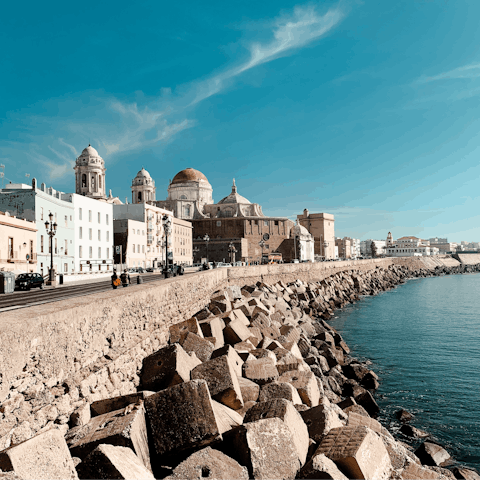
299,453,349,479
169,318,204,344
199,318,225,349
346,411,382,433
299,401,345,442
223,318,252,345
279,371,320,407
242,358,279,385
90,391,155,417
414,442,451,467
211,400,243,434
76,444,155,479
237,377,260,403
258,382,302,405
0,428,78,480
180,332,215,363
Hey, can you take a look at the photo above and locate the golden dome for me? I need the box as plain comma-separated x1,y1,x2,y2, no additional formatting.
171,168,209,185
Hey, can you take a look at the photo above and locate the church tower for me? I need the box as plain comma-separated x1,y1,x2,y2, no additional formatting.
386,231,393,247
74,145,106,199
131,168,156,204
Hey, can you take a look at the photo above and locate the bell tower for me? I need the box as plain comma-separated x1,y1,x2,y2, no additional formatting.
74,145,106,199
131,168,156,204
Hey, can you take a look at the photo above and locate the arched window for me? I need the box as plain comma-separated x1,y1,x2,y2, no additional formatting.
91,175,96,190
138,191,142,202
185,205,191,217
99,176,102,189
180,195,187,200
82,174,86,187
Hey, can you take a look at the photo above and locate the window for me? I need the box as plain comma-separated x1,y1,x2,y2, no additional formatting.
65,239,68,256
264,221,268,227
64,263,68,273
275,220,279,226
79,227,82,239
138,244,140,253
142,245,145,254
216,221,221,227
8,237,13,259
107,247,109,259
82,174,86,187
89,228,92,240
185,205,191,216
91,176,96,190
98,212,101,223
133,245,135,253
55,238,57,254
70,215,72,221
98,247,101,258
99,176,102,189
79,245,82,258
65,215,68,227
98,230,101,241
79,208,82,220
106,231,109,242
89,246,92,258
41,207,43,221
89,210,92,222
40,235,44,253
254,220,259,225
137,229,140,235
30,240,33,258
106,214,109,225
138,192,142,202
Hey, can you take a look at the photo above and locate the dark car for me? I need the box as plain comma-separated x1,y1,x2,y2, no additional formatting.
15,273,45,291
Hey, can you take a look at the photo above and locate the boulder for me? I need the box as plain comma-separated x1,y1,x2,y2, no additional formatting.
90,391,155,417
140,344,201,392
395,409,415,423
299,401,345,442
354,390,380,418
76,444,155,480
191,356,244,410
242,358,279,385
143,380,220,459
279,371,320,407
223,318,252,345
399,424,429,438
199,317,225,349
164,447,248,480
0,428,78,480
258,382,302,405
244,399,309,465
316,425,392,480
346,411,382,433
169,318,204,344
211,400,243,434
222,418,301,479
237,377,260,403
210,345,244,378
298,453,349,479
66,405,151,471
451,467,480,480
414,442,451,467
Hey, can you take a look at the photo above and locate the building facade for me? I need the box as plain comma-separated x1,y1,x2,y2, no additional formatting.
360,239,386,257
297,210,335,260
335,237,352,259
0,211,37,273
385,236,439,257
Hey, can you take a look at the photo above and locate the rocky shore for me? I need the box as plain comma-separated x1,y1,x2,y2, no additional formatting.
0,263,479,479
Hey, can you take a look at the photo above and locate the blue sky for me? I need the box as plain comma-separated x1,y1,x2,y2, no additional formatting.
2,0,480,242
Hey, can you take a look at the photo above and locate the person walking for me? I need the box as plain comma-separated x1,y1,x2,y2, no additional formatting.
120,269,131,287
111,270,120,289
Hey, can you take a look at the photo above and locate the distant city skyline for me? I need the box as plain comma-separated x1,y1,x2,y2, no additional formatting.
2,1,480,242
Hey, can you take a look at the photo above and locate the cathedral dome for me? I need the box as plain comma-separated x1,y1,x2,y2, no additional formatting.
76,144,104,166
132,168,153,185
82,145,99,157
171,168,209,185
217,179,251,205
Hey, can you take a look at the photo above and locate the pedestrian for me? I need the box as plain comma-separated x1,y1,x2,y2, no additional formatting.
111,270,120,289
120,268,131,287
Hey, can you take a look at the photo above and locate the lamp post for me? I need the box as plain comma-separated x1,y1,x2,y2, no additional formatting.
44,212,57,285
203,234,210,264
162,214,172,278
193,246,200,264
228,242,237,264
259,239,265,264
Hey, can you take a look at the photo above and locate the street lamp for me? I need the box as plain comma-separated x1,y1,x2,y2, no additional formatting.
193,246,200,264
203,234,210,264
259,239,265,264
44,212,57,285
162,214,172,278
228,242,237,264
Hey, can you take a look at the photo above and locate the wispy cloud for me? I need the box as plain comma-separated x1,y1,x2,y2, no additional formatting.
416,62,480,84
191,5,344,104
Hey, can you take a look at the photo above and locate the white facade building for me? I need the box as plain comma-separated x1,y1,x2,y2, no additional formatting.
291,224,315,262
385,236,439,257
360,239,386,257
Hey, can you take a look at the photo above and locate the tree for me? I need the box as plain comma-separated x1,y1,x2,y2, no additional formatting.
370,241,377,258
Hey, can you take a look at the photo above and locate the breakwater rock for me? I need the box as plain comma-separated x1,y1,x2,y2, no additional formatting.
1,264,479,479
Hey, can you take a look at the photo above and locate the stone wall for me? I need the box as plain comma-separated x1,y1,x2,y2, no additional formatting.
0,256,459,404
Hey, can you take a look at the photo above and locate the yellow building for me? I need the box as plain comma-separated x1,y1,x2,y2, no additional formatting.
0,212,37,273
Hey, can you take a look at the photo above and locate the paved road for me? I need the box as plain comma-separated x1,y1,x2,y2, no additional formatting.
0,272,190,313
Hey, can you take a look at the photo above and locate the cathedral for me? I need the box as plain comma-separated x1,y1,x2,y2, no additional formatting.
74,146,301,264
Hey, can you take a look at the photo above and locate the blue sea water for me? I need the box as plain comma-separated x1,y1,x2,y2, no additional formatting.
328,273,480,469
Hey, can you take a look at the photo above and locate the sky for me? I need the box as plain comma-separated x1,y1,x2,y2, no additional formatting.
1,0,480,242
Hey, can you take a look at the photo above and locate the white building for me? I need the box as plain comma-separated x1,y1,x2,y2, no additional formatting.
291,223,315,262
360,239,386,257
385,236,439,257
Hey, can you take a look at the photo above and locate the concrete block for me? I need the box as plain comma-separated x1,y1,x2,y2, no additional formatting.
90,391,155,417
242,358,279,385
76,444,155,479
235,400,257,419
279,371,320,407
211,400,243,434
249,348,277,364
347,411,382,433
299,453,349,479
244,399,309,465
414,442,451,467
164,447,248,480
0,428,78,480
258,382,302,405
260,325,281,340
143,380,220,458
210,345,243,378
233,340,256,353
280,325,301,344
316,425,392,480
199,317,225,349
250,311,270,329
169,318,204,344
191,355,244,410
400,457,440,479
232,309,250,327
354,390,380,418
276,352,308,375
70,402,91,427
66,405,151,471
300,402,346,442
140,344,201,392
237,376,260,403
223,318,252,345
223,418,301,480
180,332,215,363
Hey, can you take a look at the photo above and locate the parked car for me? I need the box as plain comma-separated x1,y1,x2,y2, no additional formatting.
137,267,145,273
15,273,45,291
146,267,154,272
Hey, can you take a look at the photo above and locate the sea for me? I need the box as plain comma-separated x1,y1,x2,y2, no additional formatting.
328,272,480,470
